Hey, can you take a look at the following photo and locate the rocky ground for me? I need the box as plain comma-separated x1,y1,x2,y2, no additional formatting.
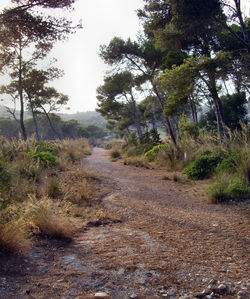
0,148,249,299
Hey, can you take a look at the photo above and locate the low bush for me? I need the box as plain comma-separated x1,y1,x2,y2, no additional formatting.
33,151,58,167
207,174,250,203
144,144,167,162
109,148,121,160
184,151,226,180
34,140,59,156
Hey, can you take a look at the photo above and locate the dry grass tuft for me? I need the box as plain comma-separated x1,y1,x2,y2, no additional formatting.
26,198,74,240
0,221,31,255
109,148,122,161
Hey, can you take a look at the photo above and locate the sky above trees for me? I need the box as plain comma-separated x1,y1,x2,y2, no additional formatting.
0,0,145,113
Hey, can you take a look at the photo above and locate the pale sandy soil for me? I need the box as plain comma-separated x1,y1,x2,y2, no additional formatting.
0,148,249,299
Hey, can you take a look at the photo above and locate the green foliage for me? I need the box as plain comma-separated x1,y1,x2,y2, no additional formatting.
215,151,240,174
33,151,58,167
184,151,225,180
0,160,11,189
144,144,167,161
34,140,59,156
207,176,250,203
178,114,199,139
199,93,249,131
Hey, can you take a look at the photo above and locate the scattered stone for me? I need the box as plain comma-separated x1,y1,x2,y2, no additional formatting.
209,279,217,285
207,293,215,299
194,294,205,298
130,293,137,298
152,295,160,299
94,292,109,298
238,290,248,297
163,291,176,297
218,284,228,293
25,290,31,295
202,289,211,295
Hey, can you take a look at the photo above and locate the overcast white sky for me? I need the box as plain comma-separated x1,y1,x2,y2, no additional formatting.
0,0,145,113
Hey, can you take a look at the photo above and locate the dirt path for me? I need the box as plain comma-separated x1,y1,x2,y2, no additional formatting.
0,148,249,299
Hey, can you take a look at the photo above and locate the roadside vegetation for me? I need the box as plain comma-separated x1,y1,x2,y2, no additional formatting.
0,137,106,255
98,0,249,204
103,122,250,203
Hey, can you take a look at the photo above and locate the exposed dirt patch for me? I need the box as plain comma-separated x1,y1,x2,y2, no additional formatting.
0,148,249,298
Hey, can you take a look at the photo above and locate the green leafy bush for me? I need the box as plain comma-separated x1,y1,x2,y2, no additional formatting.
207,176,250,203
34,141,59,156
215,151,240,174
184,151,225,180
144,144,167,161
33,152,58,167
0,161,11,189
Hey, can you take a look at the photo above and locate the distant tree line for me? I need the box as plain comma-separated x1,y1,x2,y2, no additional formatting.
0,114,107,141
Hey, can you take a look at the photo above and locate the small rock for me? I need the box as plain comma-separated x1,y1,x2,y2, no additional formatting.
194,294,205,298
218,284,227,293
130,293,137,299
202,289,211,295
25,290,31,295
209,279,217,285
207,294,215,299
152,296,160,299
167,291,176,297
238,291,248,297
94,292,109,298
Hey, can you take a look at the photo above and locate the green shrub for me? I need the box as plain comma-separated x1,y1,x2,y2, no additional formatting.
207,175,250,203
0,161,11,189
184,151,225,180
34,141,59,156
227,178,249,198
144,144,167,161
215,151,240,174
33,152,58,167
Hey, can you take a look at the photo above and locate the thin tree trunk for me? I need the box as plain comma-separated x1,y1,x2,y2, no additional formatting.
30,102,40,141
208,72,225,140
130,91,143,144
151,81,177,147
189,96,198,123
18,39,27,140
42,109,61,140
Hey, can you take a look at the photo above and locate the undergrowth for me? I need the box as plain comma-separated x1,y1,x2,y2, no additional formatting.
0,137,105,255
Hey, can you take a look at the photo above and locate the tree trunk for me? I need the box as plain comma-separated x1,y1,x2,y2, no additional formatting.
189,96,198,123
130,91,143,144
30,102,40,141
151,81,177,147
208,72,225,141
18,40,27,140
43,109,61,140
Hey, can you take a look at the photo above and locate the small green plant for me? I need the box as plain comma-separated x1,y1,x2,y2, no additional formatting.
34,141,59,156
33,152,58,167
144,144,167,162
207,174,250,203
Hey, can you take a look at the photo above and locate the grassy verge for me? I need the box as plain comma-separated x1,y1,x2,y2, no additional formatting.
0,137,105,255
